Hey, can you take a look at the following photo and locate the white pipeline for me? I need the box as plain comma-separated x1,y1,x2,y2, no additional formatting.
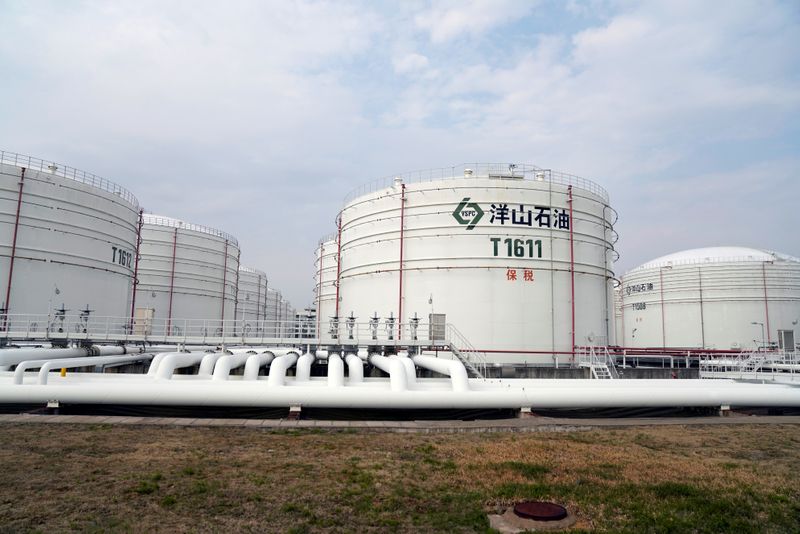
155,353,207,380
0,345,131,369
267,353,299,387
13,354,155,385
369,354,407,392
295,353,315,381
243,352,275,380
212,354,252,381
412,355,469,392
328,353,344,387
2,379,800,409
345,353,363,383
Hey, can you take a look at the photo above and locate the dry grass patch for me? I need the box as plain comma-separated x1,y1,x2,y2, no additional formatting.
0,423,797,532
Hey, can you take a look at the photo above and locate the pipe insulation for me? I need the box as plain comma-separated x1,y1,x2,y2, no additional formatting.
155,353,208,380
369,354,407,392
199,352,225,376
243,352,275,380
212,353,253,381
1,345,132,368
2,379,800,409
267,353,299,387
13,354,155,385
345,353,363,383
295,353,315,382
328,353,344,387
412,355,469,392
394,355,417,386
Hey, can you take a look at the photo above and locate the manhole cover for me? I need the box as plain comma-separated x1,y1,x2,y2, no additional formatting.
513,501,568,522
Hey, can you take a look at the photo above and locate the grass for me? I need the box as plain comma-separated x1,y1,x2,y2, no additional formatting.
0,423,798,532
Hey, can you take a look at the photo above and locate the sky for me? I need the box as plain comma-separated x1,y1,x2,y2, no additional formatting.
1,0,798,308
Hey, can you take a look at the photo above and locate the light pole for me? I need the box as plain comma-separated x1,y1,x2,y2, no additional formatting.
751,321,765,351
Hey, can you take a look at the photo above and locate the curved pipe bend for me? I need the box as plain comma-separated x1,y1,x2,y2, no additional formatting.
199,352,225,377
13,355,154,385
328,353,344,387
267,353,299,387
243,352,275,380
295,353,316,382
212,353,252,381
369,354,407,392
392,355,417,386
155,353,206,380
412,355,469,392
345,353,363,383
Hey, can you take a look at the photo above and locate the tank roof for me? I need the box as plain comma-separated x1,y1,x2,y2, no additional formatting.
632,246,800,271
343,163,609,205
1,149,139,209
239,265,266,276
142,213,239,246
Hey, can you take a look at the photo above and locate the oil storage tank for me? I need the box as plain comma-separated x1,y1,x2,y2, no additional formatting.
314,235,338,337
134,214,239,333
236,265,268,332
620,247,800,351
336,164,617,365
0,150,139,321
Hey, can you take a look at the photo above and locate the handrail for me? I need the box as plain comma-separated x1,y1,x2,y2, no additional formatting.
142,214,239,246
699,350,799,381
0,149,139,209
446,323,488,377
238,265,267,276
318,233,338,246
629,253,799,272
343,163,609,205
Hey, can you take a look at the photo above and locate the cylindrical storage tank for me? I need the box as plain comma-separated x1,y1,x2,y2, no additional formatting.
0,151,139,320
236,265,268,334
265,288,280,337
620,247,800,351
613,285,623,346
337,164,617,365
134,214,240,333
314,235,338,337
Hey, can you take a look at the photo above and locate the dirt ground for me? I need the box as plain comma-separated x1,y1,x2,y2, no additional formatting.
0,422,798,533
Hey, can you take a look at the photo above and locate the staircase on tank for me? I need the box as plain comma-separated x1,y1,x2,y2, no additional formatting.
449,344,485,379
444,325,487,379
577,343,618,379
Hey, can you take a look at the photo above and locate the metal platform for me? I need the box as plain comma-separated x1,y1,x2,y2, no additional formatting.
0,313,488,377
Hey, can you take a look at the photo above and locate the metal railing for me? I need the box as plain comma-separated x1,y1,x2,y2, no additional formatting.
577,343,619,379
1,314,478,356
142,214,239,246
239,265,267,276
700,350,799,382
629,254,792,272
446,323,488,378
0,149,139,208
343,163,609,204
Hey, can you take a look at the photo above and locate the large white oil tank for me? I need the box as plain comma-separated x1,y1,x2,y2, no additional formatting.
336,164,617,365
134,214,240,332
265,287,293,337
620,247,800,350
613,285,623,346
236,265,268,331
314,235,338,337
0,151,139,320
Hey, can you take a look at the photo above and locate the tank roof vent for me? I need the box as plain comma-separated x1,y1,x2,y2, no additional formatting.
47,164,58,173
464,168,473,176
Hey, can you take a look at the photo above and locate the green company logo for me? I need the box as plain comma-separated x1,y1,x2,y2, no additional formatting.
452,198,484,230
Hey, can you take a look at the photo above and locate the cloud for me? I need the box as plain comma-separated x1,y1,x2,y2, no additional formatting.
393,52,430,74
0,0,797,305
414,0,536,43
